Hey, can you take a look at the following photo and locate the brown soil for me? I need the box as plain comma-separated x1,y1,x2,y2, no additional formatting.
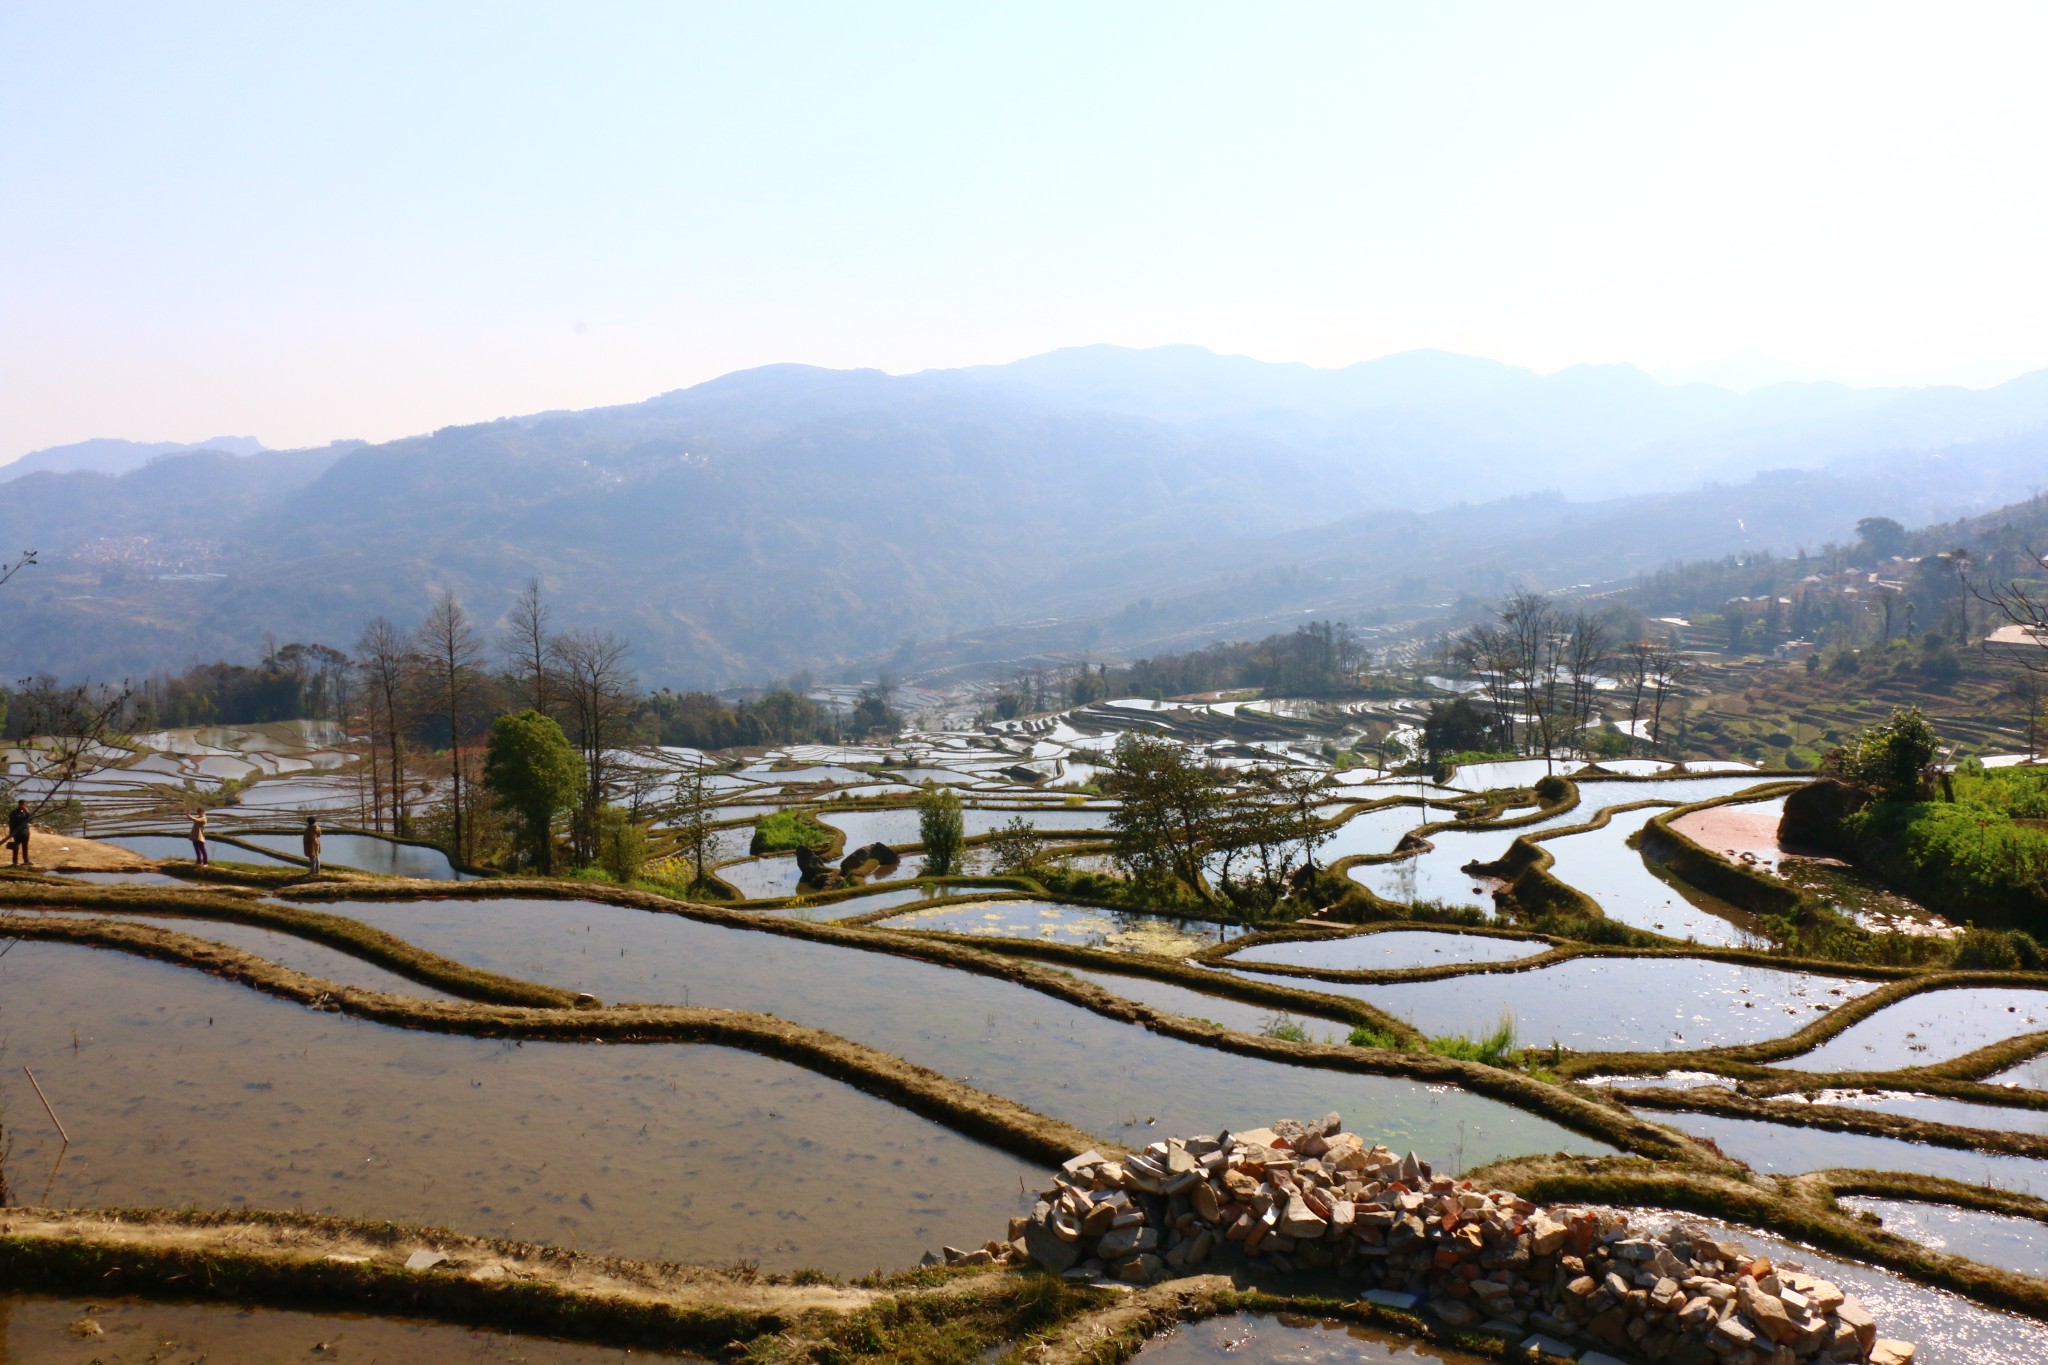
4,828,153,871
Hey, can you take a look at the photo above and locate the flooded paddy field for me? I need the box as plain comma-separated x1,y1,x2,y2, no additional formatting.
1224,929,1545,972
1133,1313,1485,1363
298,897,1609,1162
1770,987,2048,1071
1625,1210,2048,1363
1777,1090,2048,1138
1644,1112,2048,1193
100,833,295,867
1836,1197,2048,1279
230,830,466,879
4,909,456,999
1225,955,1872,1052
0,1293,700,1364
875,898,1244,953
1539,807,1754,945
0,941,1040,1274
1064,967,1350,1038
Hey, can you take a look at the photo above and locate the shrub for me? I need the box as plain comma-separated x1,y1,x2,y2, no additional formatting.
1347,1023,1405,1050
751,809,832,855
1824,707,1939,801
596,805,649,882
917,783,966,876
1534,774,1571,804
1949,926,2046,970
1425,1012,1519,1067
1260,1012,1311,1043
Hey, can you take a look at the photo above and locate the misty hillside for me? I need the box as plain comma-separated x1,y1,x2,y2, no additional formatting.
3,346,2048,688
0,434,269,482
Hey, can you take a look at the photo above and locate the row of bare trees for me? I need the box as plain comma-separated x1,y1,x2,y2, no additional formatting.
351,581,639,864
1453,591,1688,766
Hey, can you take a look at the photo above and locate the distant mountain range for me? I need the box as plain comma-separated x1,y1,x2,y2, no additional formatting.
4,346,2047,688
0,435,268,482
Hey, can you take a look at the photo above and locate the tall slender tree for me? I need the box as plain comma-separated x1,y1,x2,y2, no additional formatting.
354,617,415,834
501,577,556,716
549,628,637,863
414,594,490,863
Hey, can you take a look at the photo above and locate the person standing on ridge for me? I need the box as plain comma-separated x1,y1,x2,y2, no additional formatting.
303,815,322,875
8,799,31,866
187,808,209,867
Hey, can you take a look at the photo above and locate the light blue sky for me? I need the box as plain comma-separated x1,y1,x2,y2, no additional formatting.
5,2,2045,455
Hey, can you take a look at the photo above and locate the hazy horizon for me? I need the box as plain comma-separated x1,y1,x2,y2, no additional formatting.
8,2,2048,456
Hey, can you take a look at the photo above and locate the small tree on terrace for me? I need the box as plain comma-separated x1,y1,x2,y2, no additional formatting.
1824,707,1940,803
1106,731,1229,892
917,782,965,876
483,710,583,874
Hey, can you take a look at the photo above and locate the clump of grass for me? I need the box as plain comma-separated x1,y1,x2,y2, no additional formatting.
1425,1011,1520,1068
1347,1022,1406,1050
1260,1011,1310,1043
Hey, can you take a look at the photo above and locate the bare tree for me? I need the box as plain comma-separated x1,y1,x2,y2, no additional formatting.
414,594,491,862
500,577,556,715
1562,612,1611,756
1647,647,1689,751
665,763,724,893
1972,545,2048,676
4,677,133,826
355,617,415,834
549,628,638,863
1621,640,1655,755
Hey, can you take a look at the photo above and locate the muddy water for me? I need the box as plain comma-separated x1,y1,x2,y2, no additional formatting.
1228,956,1874,1052
0,941,1040,1273
720,851,929,900
232,831,466,880
1540,807,1754,945
0,1293,699,1363
1133,1313,1484,1362
1226,930,1545,972
1836,1197,2048,1279
1645,1112,2048,1193
5,910,456,1000
1625,1209,2048,1364
878,899,1244,954
305,898,1611,1164
1771,987,2048,1071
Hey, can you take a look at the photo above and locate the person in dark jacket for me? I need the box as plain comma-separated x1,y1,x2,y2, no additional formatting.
8,799,29,866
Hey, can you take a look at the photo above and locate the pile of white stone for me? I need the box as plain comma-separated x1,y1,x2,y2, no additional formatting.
1012,1114,1914,1365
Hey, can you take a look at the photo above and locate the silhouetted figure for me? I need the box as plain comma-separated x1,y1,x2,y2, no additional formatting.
303,815,322,875
8,799,30,867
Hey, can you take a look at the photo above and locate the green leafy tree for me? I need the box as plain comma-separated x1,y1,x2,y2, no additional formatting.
1825,706,1939,802
1856,516,1910,562
1106,732,1228,891
987,814,1047,873
482,710,584,873
596,804,650,882
917,783,965,876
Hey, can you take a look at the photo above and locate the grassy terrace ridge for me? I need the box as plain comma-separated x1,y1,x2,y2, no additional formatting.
1618,1082,2048,1159
0,879,1710,1165
0,913,1103,1168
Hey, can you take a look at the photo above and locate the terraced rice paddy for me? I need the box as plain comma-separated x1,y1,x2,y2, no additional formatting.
875,899,1244,953
0,941,1042,1273
1226,956,1874,1052
1643,1112,2048,1192
1771,988,2048,1071
1224,929,1545,972
1836,1198,2048,1279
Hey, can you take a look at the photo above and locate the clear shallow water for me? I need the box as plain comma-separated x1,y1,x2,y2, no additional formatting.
1625,1209,2048,1364
1994,1054,2048,1090
1065,968,1349,1039
1648,1112,2048,1193
0,1293,698,1364
1134,1313,1484,1363
1319,804,1433,860
1837,1197,2048,1279
58,870,188,887
1772,988,2048,1071
102,834,294,867
0,941,1039,1274
1226,930,1545,972
1789,1091,2048,1138
302,898,1609,1163
1230,956,1873,1052
6,910,457,1000
878,899,1245,954
718,849,928,900
232,831,466,880
1540,807,1752,945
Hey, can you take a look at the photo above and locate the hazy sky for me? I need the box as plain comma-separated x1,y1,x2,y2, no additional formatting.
6,2,2046,456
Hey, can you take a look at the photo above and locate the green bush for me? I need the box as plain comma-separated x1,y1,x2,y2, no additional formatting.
1347,1022,1405,1050
1950,925,2046,971
1824,707,1938,801
1842,798,2048,928
751,809,833,855
1424,1012,1519,1067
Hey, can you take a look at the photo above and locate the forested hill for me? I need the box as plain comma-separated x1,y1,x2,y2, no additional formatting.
4,347,2048,687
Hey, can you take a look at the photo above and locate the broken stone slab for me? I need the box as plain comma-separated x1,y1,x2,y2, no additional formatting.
402,1250,449,1272
1362,1288,1421,1311
1519,1332,1576,1360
